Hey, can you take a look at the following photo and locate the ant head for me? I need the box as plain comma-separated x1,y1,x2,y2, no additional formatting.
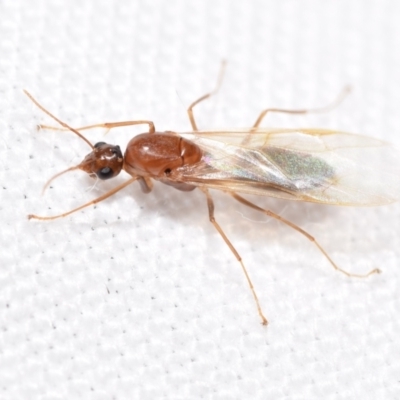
79,142,124,180
23,90,125,192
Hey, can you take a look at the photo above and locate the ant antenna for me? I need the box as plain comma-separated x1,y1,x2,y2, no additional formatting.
23,90,94,150
41,165,80,195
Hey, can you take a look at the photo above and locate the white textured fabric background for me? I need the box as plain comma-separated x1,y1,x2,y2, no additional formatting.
1,1,400,399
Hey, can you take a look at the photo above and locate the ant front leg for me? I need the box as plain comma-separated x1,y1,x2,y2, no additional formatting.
28,177,138,221
24,90,156,147
38,120,156,135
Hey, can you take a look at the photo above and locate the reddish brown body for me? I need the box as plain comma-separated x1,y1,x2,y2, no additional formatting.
25,65,386,326
124,132,203,192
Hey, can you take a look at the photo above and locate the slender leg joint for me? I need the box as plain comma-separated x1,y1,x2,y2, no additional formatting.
201,188,268,325
229,192,381,279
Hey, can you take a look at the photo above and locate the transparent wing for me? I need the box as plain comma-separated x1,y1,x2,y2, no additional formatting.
173,129,400,206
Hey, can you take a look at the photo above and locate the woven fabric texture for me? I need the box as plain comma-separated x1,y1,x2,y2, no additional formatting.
1,1,399,399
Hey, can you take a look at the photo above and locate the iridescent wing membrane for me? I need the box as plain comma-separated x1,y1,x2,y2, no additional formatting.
177,129,400,206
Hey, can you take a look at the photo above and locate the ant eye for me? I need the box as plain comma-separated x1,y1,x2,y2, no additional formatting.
112,146,123,158
164,168,172,176
97,167,114,180
94,142,106,148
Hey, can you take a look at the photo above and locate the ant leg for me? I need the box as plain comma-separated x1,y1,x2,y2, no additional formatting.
137,177,153,193
229,192,381,278
201,187,268,325
38,120,156,135
241,86,351,145
28,177,138,221
187,61,227,131
24,90,94,149
24,89,155,136
252,86,351,129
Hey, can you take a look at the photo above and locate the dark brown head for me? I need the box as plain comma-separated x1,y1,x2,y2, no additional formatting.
79,142,124,180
